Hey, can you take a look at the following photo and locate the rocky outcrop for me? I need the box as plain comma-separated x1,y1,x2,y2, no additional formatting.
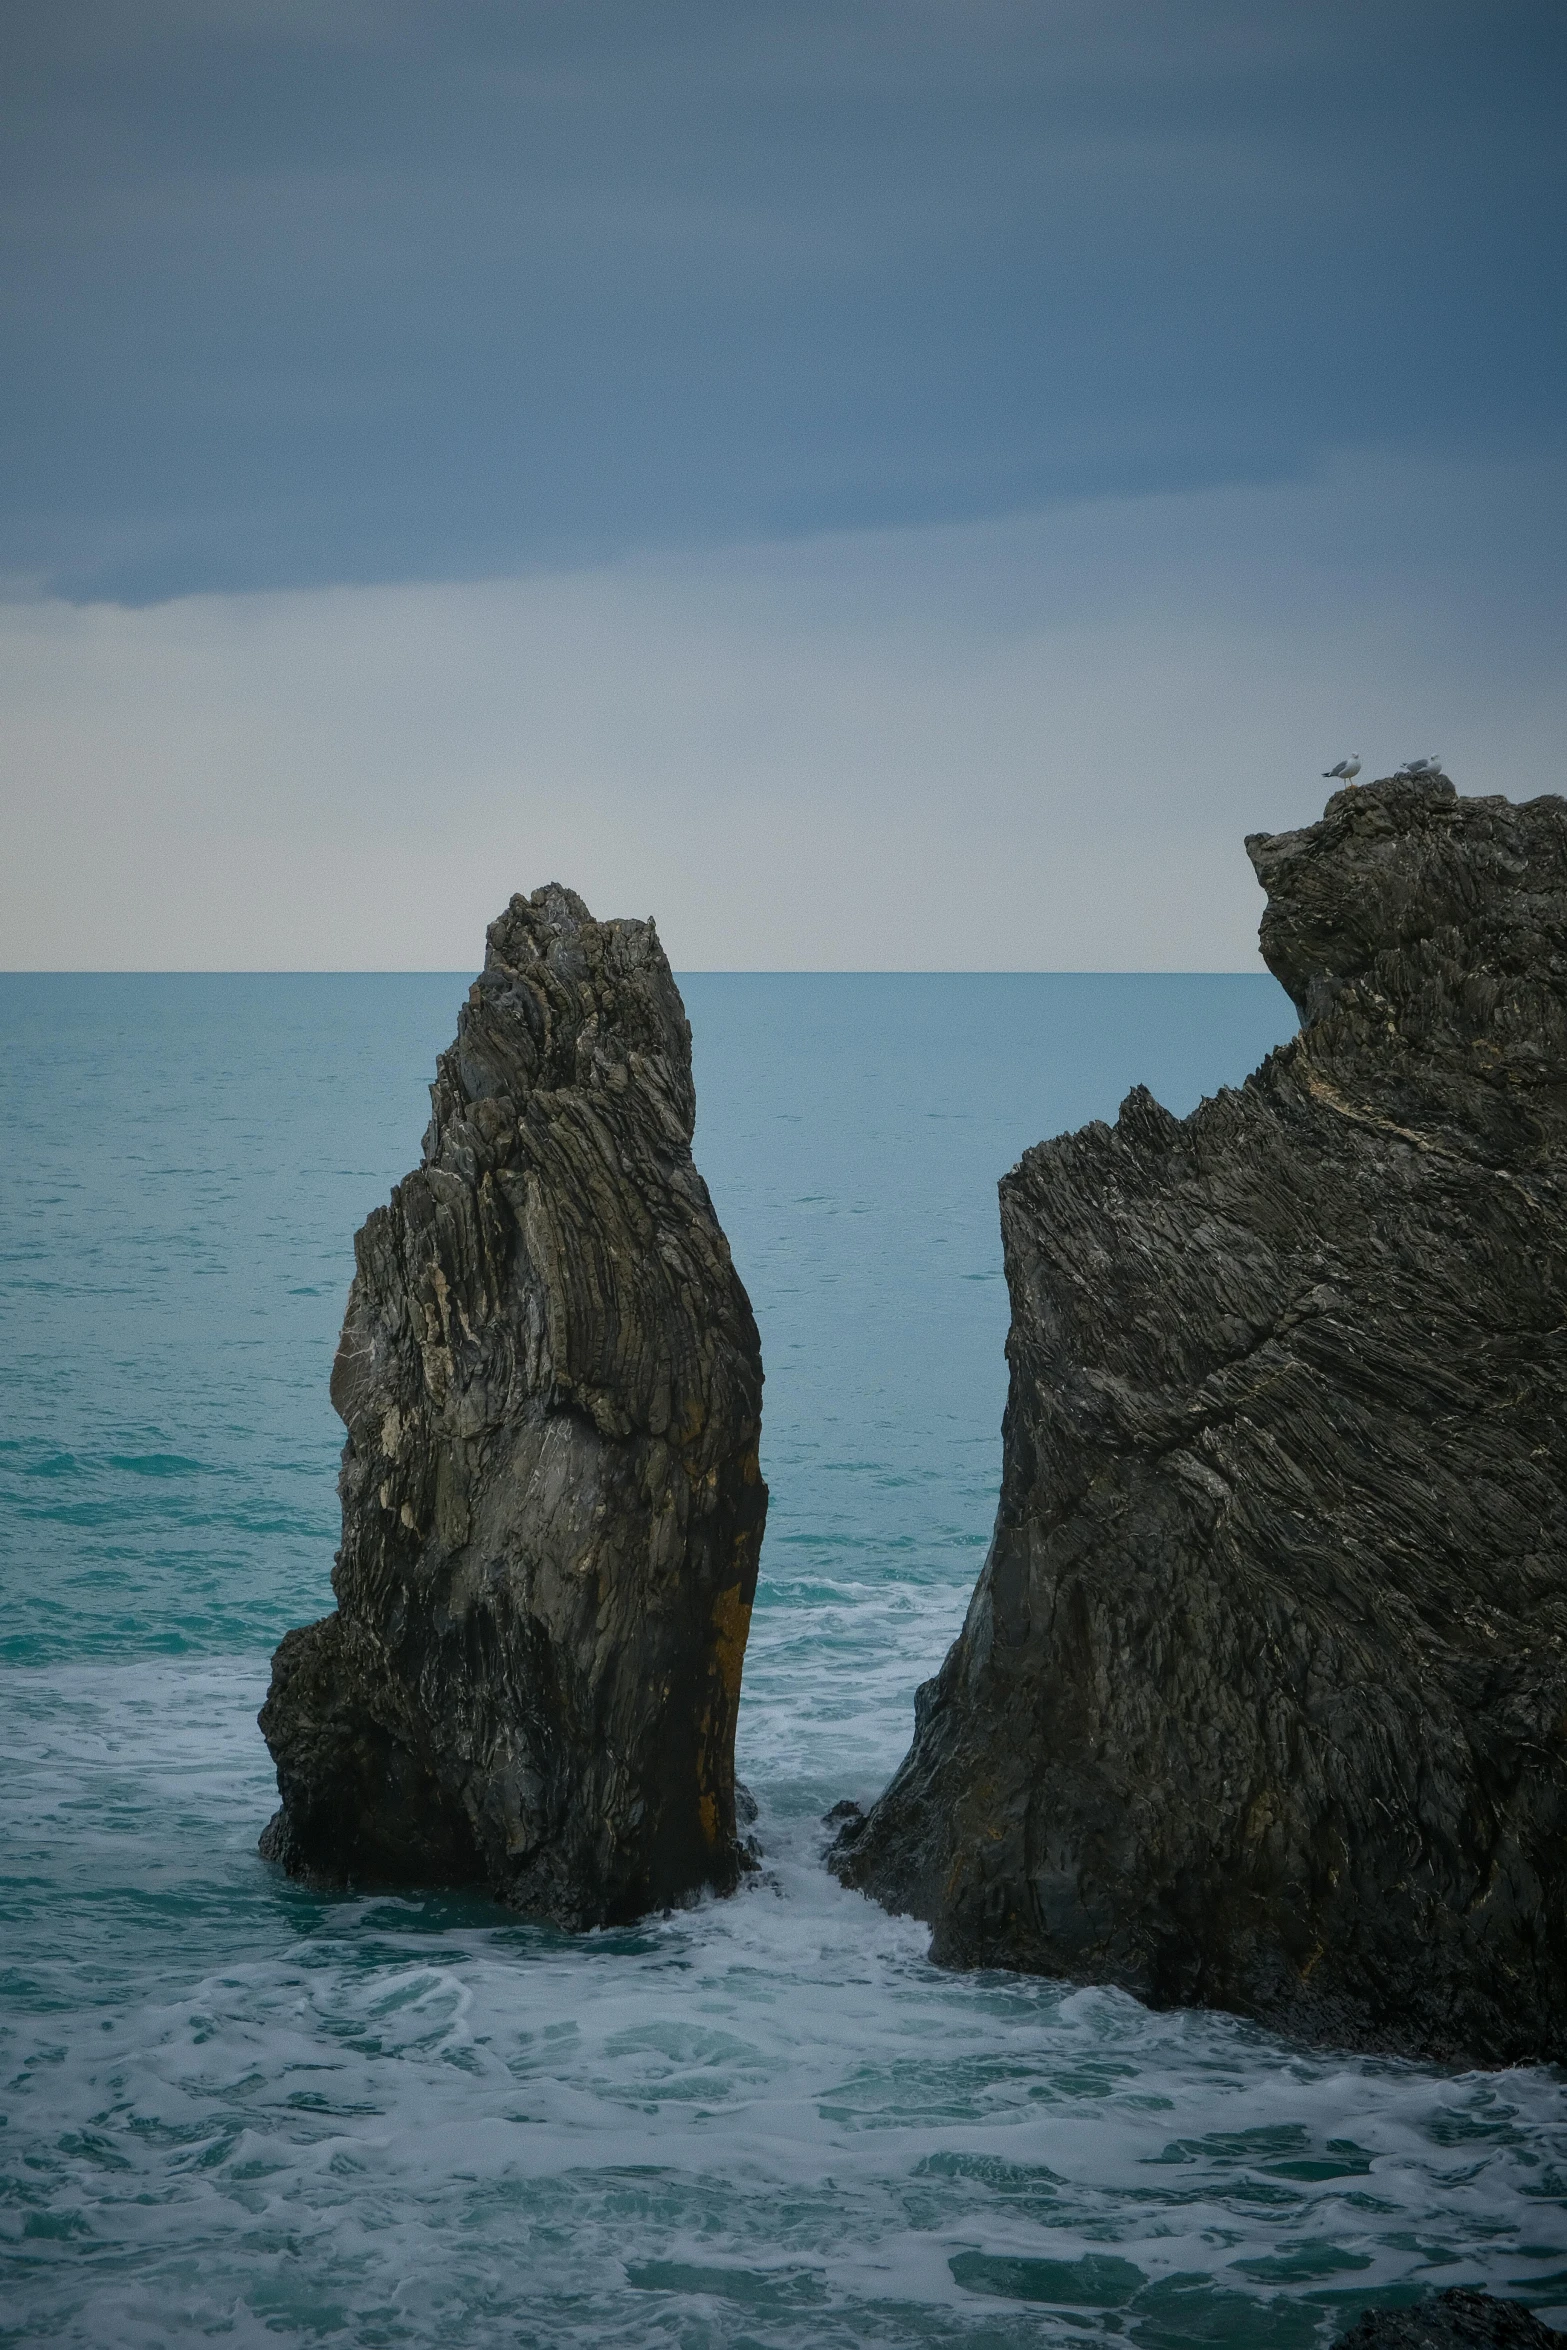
1336,2292,1567,2348
260,885,767,1926
833,773,1567,2064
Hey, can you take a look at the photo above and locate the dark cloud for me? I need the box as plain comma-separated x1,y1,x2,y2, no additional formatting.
3,0,1563,600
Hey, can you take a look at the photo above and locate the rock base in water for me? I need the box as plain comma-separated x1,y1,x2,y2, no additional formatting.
1336,2291,1567,2348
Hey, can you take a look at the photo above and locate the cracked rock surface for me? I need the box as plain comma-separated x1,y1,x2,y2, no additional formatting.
260,885,767,1926
1336,2290,1567,2347
833,774,1567,2063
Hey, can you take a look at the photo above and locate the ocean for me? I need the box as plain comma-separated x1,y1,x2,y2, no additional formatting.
2,971,1564,2349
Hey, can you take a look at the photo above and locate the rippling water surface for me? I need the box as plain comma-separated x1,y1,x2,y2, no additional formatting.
3,971,1564,2348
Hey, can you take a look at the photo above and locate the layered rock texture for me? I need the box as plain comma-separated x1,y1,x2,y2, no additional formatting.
1336,2292,1567,2349
834,773,1567,2063
260,886,767,1925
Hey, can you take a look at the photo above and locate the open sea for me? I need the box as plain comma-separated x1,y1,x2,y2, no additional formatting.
3,970,1565,2350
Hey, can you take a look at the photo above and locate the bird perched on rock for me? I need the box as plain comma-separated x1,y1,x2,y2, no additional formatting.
1323,755,1362,782
1398,755,1441,777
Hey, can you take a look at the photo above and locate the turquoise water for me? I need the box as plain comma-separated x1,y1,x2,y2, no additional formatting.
2,972,1564,2349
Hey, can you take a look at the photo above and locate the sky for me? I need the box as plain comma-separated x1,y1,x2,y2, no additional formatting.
3,0,1564,968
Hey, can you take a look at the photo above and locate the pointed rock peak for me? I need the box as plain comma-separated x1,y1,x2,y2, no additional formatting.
1245,772,1567,1023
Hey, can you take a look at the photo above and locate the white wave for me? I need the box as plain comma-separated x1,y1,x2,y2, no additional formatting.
3,1658,1565,2348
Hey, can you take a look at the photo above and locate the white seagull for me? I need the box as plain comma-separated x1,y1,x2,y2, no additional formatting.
1400,754,1441,776
1323,755,1362,782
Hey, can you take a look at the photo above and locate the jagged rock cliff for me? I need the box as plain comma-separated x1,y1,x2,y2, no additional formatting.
834,773,1567,2064
260,885,767,1925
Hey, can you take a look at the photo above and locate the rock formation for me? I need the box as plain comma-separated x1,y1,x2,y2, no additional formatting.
1336,2292,1567,2348
260,885,767,1926
834,773,1567,2064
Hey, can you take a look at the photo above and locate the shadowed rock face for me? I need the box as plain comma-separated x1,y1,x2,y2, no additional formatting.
833,774,1567,2064
1336,2290,1567,2347
259,885,767,1926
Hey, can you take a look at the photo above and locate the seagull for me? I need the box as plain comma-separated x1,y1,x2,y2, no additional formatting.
1323,755,1362,782
1399,754,1441,776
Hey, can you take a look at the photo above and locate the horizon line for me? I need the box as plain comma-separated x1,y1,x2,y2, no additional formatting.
0,965,1278,981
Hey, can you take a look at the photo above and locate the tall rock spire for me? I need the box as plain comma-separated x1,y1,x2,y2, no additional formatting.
260,884,767,1925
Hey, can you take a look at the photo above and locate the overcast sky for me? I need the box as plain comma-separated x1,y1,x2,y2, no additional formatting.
3,0,1564,967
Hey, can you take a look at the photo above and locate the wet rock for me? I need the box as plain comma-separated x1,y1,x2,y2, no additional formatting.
833,774,1567,2063
260,885,767,1926
1336,2290,1567,2347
